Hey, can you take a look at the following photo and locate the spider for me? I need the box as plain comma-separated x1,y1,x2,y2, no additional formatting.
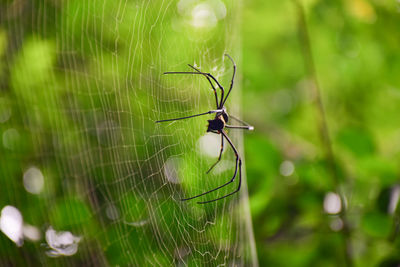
156,54,253,204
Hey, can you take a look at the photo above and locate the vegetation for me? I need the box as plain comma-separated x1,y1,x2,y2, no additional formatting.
0,0,399,266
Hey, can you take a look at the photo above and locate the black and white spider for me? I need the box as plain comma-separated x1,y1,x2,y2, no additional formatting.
156,54,253,204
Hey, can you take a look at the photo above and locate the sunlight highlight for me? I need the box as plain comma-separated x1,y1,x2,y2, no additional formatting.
164,156,183,184
23,166,44,194
330,217,344,231
388,185,400,214
198,133,221,157
191,3,217,28
177,0,226,29
23,223,41,241
123,219,149,227
279,160,295,177
0,206,24,246
45,226,81,257
324,192,342,214
0,97,11,123
2,128,20,150
106,204,120,221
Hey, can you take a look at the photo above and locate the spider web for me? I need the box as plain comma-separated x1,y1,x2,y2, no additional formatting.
0,0,257,265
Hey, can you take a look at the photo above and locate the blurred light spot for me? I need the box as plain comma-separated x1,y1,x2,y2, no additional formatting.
0,206,24,246
209,0,226,20
164,156,182,184
23,166,44,194
324,192,342,214
175,246,191,260
45,226,81,257
348,0,376,23
280,160,294,177
198,133,221,158
0,97,12,123
105,204,120,221
123,219,149,227
23,224,41,241
330,217,344,232
178,0,226,28
271,89,294,115
388,185,400,214
191,3,217,28
177,0,197,15
96,120,119,145
210,160,232,175
2,128,20,150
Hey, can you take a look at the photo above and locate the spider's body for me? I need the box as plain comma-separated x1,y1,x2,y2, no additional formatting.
207,110,228,132
156,54,253,204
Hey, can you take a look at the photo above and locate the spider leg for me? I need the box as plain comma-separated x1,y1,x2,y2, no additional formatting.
180,130,241,203
225,115,254,130
221,54,236,107
186,66,225,108
197,131,242,204
225,125,254,131
229,115,252,127
198,160,241,204
186,64,219,108
180,157,239,202
164,70,225,109
155,109,223,123
206,134,224,174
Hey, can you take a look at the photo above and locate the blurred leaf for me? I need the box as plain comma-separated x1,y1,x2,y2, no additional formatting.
337,127,375,157
361,212,391,238
49,197,92,228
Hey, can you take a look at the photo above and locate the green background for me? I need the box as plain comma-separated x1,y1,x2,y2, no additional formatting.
1,0,400,266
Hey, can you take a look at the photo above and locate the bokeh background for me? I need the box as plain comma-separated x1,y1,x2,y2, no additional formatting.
243,0,400,266
1,0,400,266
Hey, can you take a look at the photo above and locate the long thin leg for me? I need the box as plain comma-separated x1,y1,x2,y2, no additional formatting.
197,131,242,204
225,125,254,130
206,134,224,174
180,130,241,203
229,115,252,127
186,64,219,108
221,54,236,107
226,115,254,130
180,156,239,202
156,109,223,123
164,71,225,109
198,161,241,204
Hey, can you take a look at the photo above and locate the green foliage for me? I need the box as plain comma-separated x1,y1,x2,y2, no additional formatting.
0,0,254,266
0,0,399,266
243,0,400,266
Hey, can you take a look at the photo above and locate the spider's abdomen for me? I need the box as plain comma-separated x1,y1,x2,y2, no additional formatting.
207,118,225,132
